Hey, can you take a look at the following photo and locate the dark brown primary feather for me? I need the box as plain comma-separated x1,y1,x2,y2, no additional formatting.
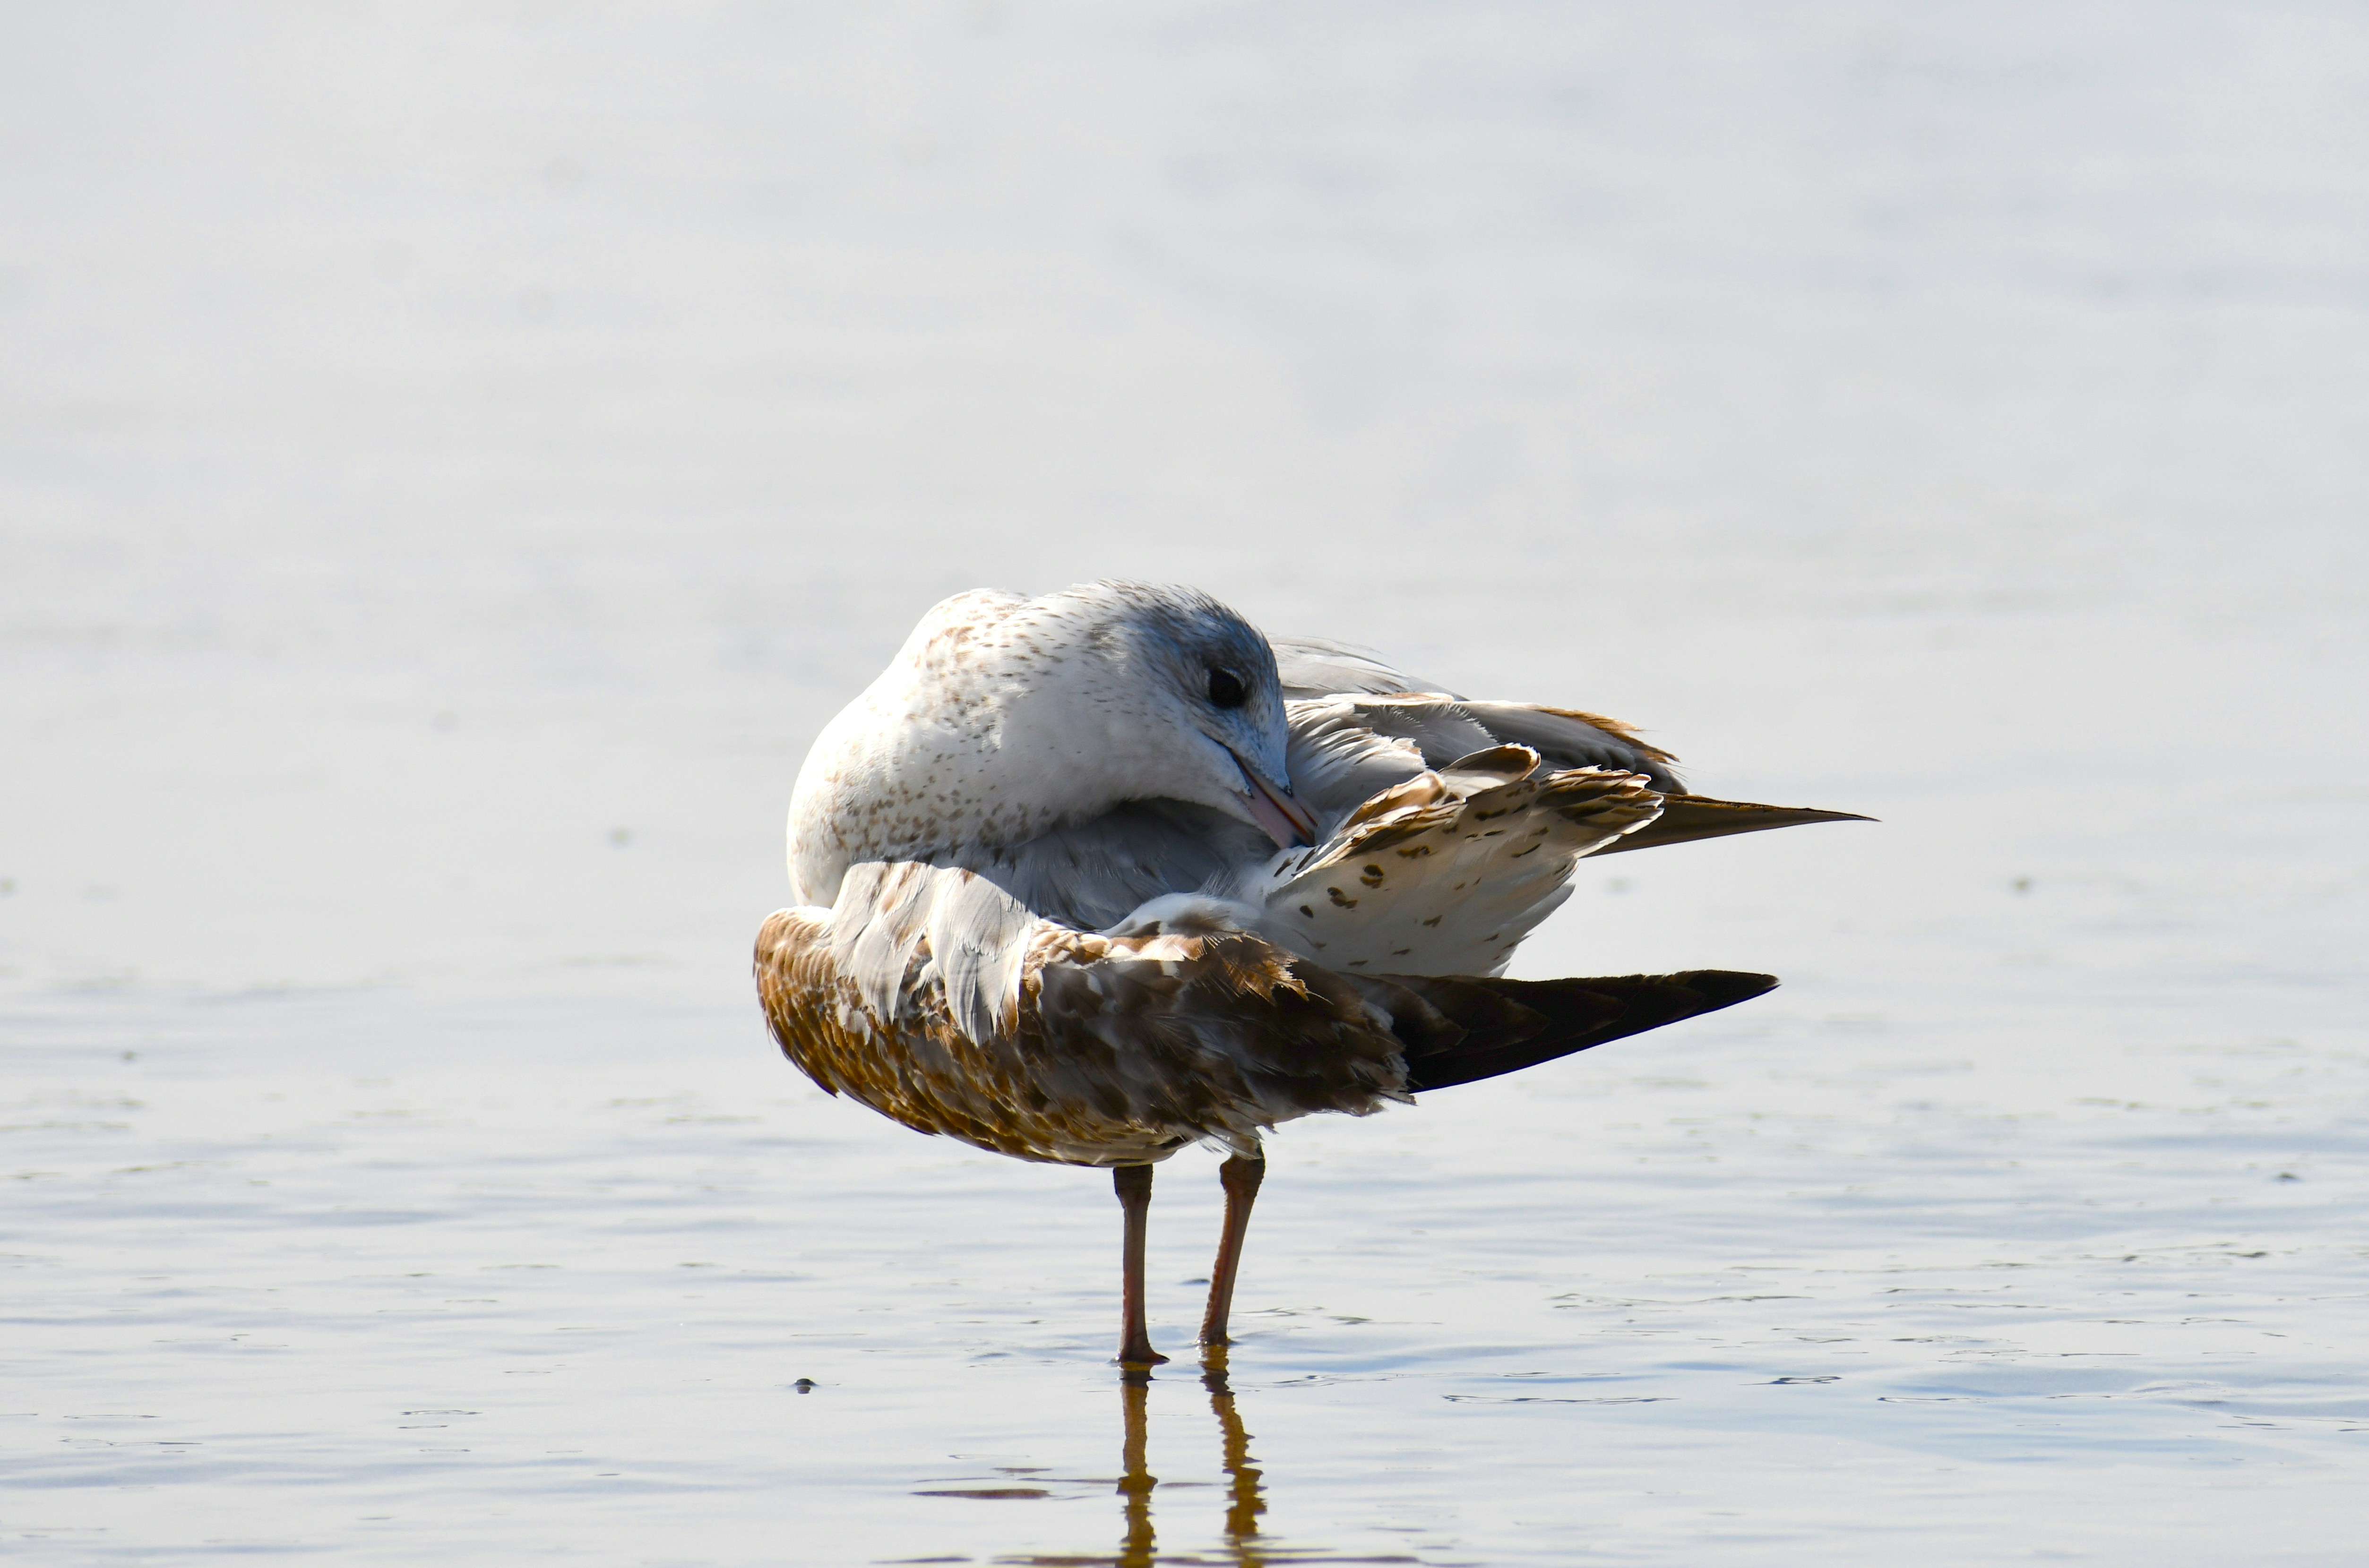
1352,969,1781,1091
1587,794,1874,857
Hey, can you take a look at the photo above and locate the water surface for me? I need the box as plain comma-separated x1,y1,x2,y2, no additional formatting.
4,3,2366,1562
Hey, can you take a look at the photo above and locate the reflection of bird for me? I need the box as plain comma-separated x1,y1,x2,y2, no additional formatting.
1115,1353,1262,1568
757,583,1864,1364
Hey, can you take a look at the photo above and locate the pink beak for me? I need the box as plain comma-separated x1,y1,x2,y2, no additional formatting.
1234,756,1320,849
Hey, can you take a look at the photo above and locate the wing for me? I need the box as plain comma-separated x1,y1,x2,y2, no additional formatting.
1270,635,1451,700
1271,638,1868,844
1280,692,1682,797
930,701,1855,986
1588,793,1872,855
754,862,1408,1165
843,636,1857,1011
1348,968,1780,1090
756,875,1780,1165
1235,744,1664,976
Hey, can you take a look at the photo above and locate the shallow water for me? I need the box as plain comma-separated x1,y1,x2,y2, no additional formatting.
5,2,2367,1563
9,986,2367,1563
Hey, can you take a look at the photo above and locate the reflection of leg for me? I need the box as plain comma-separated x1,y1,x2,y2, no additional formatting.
1117,1369,1156,1568
1200,1349,1266,1551
1198,1153,1266,1346
1115,1165,1166,1366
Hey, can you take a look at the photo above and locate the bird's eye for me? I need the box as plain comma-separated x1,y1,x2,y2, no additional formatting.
1206,667,1248,709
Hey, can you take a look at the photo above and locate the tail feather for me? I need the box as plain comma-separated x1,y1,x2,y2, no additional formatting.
1352,969,1780,1091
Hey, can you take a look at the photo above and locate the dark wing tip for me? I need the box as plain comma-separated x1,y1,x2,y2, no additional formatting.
1590,795,1874,857
1387,968,1780,1092
1669,967,1782,1010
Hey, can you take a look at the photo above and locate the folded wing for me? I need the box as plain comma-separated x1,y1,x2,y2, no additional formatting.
756,866,1778,1166
1240,745,1663,976
757,865,1408,1165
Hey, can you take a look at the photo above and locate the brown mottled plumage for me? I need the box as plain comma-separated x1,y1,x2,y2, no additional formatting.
756,869,1404,1167
756,582,1865,1364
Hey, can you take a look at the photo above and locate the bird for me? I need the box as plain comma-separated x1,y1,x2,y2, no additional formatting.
754,581,1864,1365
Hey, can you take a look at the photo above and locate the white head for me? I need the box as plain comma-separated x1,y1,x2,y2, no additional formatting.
788,582,1319,906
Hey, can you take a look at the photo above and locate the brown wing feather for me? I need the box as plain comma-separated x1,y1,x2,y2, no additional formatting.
756,902,1407,1167
1586,793,1874,857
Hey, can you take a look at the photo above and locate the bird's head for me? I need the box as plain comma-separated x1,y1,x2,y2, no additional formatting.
1010,582,1318,850
787,581,1321,906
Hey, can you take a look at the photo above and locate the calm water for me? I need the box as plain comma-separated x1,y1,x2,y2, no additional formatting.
5,3,2366,1562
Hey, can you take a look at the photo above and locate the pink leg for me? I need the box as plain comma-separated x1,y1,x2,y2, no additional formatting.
1197,1153,1266,1347
1114,1165,1167,1367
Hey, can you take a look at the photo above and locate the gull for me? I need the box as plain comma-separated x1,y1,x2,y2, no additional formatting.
755,582,1863,1365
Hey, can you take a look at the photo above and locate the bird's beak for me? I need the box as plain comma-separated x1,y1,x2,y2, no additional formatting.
1232,754,1320,849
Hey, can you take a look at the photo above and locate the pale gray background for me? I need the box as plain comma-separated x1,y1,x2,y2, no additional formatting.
4,4,2365,1564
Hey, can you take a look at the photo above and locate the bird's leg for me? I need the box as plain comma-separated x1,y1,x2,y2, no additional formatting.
1197,1152,1266,1347
1113,1164,1166,1367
